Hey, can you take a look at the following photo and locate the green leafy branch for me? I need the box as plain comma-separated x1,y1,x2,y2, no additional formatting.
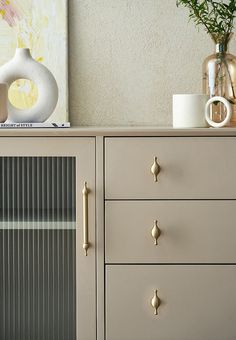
176,0,236,42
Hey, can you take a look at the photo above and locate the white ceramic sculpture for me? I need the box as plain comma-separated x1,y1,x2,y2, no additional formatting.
205,96,232,128
0,48,58,123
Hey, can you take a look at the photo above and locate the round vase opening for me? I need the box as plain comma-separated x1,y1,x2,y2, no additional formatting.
8,78,39,110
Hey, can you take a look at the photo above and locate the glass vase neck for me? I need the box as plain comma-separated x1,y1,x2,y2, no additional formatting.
215,43,228,54
210,32,233,54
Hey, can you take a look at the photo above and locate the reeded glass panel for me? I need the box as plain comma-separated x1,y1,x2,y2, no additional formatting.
0,157,76,340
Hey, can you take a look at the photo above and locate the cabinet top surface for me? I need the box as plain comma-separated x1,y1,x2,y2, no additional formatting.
0,126,236,137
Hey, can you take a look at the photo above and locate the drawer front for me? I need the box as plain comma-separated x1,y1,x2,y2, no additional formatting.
106,265,236,340
105,201,236,263
105,137,236,199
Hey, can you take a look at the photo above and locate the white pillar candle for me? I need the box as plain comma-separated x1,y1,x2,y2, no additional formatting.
173,94,209,128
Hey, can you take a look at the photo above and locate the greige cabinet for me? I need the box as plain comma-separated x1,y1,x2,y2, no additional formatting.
0,128,236,340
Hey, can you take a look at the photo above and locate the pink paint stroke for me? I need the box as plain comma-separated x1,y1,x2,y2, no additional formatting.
0,0,21,27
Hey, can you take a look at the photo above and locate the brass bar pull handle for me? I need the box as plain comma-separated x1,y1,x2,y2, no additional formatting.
82,182,89,256
151,157,160,182
151,290,160,315
151,220,161,245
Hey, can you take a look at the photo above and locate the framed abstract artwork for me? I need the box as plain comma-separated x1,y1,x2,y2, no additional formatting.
0,0,68,123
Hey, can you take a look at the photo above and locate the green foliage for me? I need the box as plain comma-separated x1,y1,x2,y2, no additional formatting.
176,0,236,41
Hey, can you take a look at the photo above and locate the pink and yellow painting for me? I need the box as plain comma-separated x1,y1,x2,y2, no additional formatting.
0,0,68,122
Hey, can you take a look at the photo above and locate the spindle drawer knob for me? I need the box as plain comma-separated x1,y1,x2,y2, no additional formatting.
151,157,160,182
151,290,160,315
151,220,161,245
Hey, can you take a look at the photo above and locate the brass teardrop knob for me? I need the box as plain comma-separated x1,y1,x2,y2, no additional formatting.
151,220,161,245
151,157,160,182
151,290,160,315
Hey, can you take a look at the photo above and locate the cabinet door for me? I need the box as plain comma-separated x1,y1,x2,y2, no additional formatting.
106,265,236,340
0,137,96,340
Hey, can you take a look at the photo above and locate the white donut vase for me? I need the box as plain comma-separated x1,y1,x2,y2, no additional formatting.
205,96,232,128
0,48,58,123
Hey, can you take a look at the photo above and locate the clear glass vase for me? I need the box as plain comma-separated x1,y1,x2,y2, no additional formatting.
203,33,236,126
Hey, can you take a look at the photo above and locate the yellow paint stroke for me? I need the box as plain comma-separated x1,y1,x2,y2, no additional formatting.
36,56,44,62
17,35,26,48
9,79,38,110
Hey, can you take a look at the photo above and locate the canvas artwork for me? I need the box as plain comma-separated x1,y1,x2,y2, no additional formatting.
0,0,68,123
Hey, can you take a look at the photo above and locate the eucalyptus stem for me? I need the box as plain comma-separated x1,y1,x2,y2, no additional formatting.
176,0,236,39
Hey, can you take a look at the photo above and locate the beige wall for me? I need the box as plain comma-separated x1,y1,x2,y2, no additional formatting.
69,0,236,126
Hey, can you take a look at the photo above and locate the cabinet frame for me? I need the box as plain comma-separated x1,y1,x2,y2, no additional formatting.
1,128,236,340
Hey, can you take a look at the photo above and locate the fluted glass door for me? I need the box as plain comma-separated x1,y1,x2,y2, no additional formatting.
0,137,96,340
0,156,76,340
